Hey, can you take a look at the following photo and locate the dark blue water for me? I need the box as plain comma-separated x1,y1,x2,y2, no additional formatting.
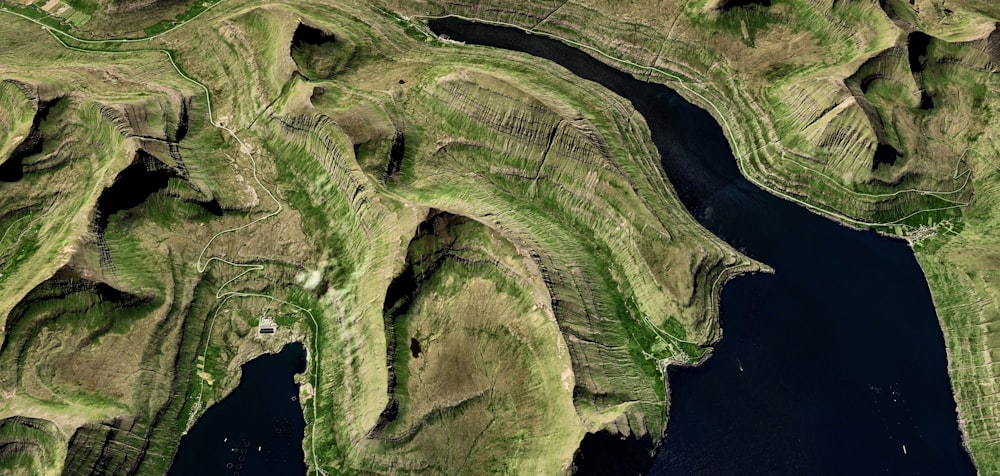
168,343,308,476
428,17,975,475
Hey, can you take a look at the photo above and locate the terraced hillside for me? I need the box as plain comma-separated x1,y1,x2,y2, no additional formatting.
3,0,998,472
379,0,995,225
375,0,1000,471
0,1,756,473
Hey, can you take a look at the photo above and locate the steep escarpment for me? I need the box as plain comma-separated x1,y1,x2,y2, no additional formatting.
253,8,754,469
762,24,989,223
382,0,993,227
0,3,757,474
375,0,1000,471
0,416,61,474
290,22,358,80
0,266,155,393
0,16,308,475
838,29,988,190
91,147,221,270
344,59,752,460
362,209,584,473
0,81,55,183
1,99,69,181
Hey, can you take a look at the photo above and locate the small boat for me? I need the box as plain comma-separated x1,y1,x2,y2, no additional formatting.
737,359,744,372
902,444,907,455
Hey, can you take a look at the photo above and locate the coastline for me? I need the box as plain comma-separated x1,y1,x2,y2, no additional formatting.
421,14,981,473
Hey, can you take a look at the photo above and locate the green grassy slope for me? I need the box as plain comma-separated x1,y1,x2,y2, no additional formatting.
373,0,1000,470
0,0,756,473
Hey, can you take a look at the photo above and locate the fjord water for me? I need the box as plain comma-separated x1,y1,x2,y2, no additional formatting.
168,343,307,476
428,18,976,475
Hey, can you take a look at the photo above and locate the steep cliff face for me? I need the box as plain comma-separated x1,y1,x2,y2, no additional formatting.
381,0,995,226
0,2,756,474
359,209,585,473
375,0,1000,471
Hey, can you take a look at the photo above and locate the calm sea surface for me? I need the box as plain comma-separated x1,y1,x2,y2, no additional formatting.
168,343,307,475
428,17,975,475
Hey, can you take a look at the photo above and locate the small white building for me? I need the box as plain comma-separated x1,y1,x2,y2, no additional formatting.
257,315,277,335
